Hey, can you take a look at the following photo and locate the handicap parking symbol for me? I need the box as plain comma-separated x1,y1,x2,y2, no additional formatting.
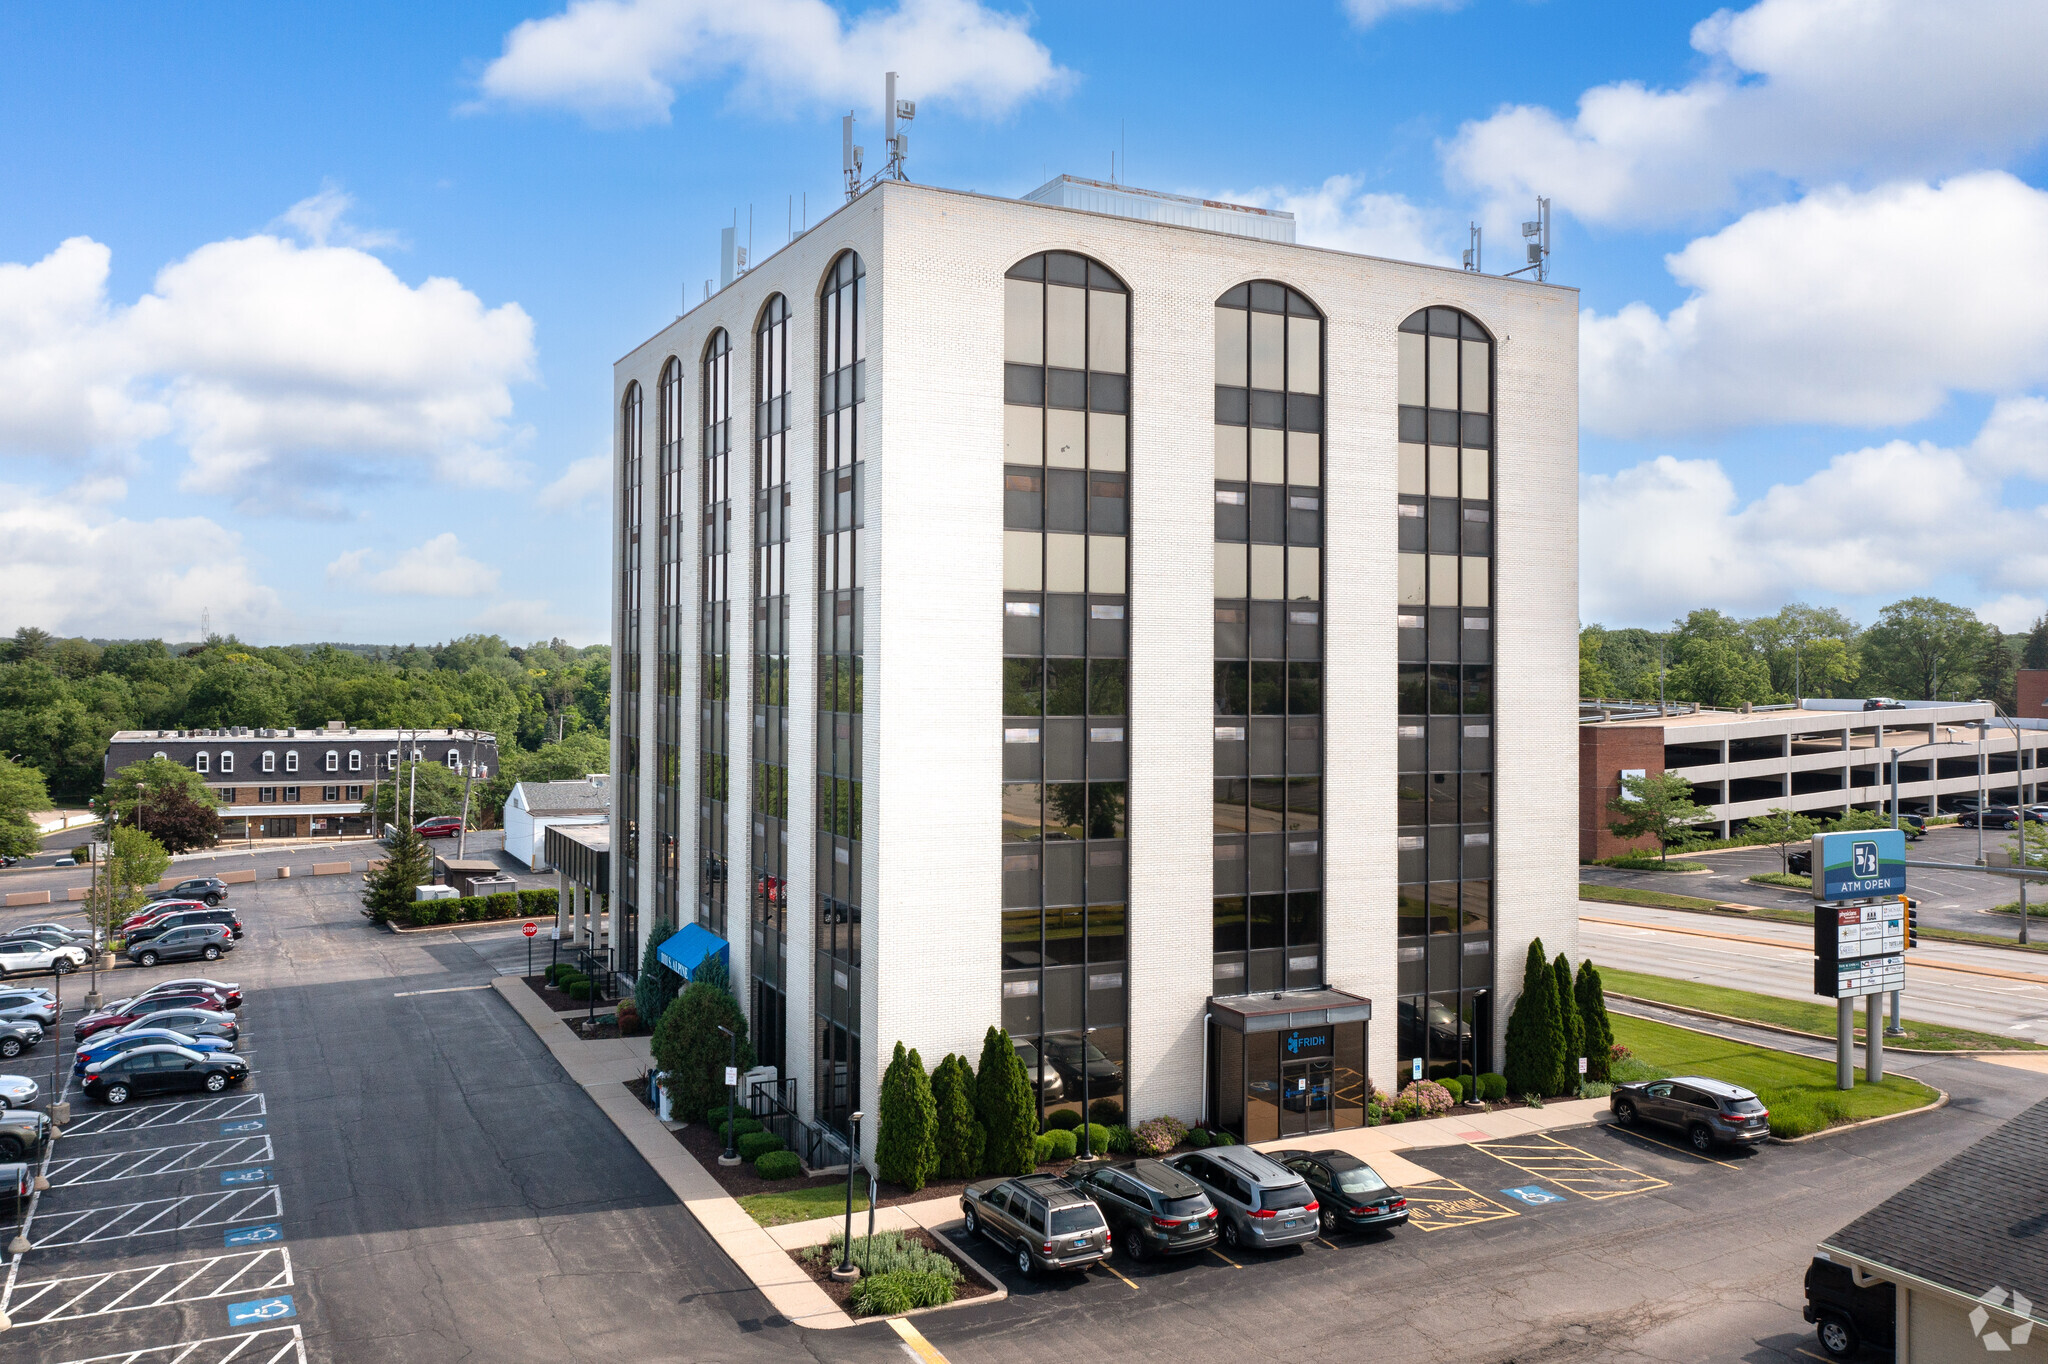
220,1167,269,1186
226,1295,296,1326
224,1224,282,1247
221,1119,265,1134
1500,1185,1568,1207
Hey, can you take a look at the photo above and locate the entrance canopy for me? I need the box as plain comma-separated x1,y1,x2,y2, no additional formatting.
1209,988,1372,1144
1209,987,1372,1035
656,923,730,982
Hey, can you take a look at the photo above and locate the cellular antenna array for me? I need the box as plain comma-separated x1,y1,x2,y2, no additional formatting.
844,72,916,202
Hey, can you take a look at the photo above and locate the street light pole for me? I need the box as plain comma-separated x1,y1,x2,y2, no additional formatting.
716,1023,740,1166
832,1111,865,1282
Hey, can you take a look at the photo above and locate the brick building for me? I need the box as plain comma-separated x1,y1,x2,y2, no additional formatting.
609,175,1579,1155
104,724,497,841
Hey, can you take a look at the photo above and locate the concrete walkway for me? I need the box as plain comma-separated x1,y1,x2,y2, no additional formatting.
490,976,856,1330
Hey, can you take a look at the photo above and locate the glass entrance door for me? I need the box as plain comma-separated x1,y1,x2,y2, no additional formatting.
1279,1058,1333,1137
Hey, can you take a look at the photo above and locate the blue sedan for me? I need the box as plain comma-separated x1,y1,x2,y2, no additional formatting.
74,1028,235,1075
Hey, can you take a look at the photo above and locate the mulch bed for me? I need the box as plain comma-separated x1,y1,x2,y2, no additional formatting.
786,1224,997,1317
521,972,624,1016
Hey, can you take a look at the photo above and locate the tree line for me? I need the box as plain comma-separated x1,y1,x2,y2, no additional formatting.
0,626,609,803
1582,597,2048,712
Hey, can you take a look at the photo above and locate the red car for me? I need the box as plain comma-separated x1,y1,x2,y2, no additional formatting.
122,900,206,933
413,816,464,838
75,995,232,1041
133,978,241,1010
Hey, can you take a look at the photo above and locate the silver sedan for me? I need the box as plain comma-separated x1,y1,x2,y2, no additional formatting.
0,1075,39,1108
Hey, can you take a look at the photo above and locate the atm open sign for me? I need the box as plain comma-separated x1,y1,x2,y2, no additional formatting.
1811,829,1907,901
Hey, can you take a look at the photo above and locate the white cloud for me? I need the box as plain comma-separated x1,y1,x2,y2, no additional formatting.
1224,176,1450,266
468,597,603,643
268,184,403,250
538,453,611,509
474,0,1068,126
325,547,371,583
1581,173,2048,437
1581,397,2048,625
0,203,536,510
1446,0,2048,227
0,481,281,639
1342,0,1466,29
358,533,502,598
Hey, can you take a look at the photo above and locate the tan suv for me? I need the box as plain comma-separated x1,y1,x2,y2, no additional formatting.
961,1173,1110,1276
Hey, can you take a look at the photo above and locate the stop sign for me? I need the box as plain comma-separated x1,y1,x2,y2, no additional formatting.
521,922,538,938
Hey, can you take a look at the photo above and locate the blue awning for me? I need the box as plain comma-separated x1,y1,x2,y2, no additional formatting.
655,923,729,982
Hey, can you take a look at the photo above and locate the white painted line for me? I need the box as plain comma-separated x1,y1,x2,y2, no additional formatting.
49,1325,306,1364
4,1247,292,1325
392,983,494,997
63,1094,267,1137
45,1136,274,1188
29,1187,283,1247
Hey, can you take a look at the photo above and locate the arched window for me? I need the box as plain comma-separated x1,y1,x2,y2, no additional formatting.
656,355,685,943
262,751,276,773
349,750,362,772
446,748,462,771
619,379,645,953
285,751,299,773
815,252,865,1139
196,752,210,774
999,250,1130,1128
1394,304,1494,1089
1210,282,1324,1052
750,293,793,1079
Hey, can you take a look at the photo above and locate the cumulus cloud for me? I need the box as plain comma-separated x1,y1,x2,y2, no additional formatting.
330,533,503,598
1446,0,2048,227
1581,173,2048,437
0,202,536,510
1581,397,2048,626
1342,0,1466,28
1224,176,1451,266
473,0,1068,125
538,453,611,509
0,481,282,638
268,184,403,250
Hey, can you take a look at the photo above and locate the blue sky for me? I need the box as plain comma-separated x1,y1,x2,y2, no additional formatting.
3,0,2046,645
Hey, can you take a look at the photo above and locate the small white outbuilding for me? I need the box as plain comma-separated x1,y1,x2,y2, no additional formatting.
503,775,608,871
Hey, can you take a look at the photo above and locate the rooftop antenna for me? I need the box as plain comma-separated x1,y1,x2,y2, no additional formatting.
720,222,736,289
1504,196,1551,282
885,71,915,182
842,111,863,201
1462,222,1481,273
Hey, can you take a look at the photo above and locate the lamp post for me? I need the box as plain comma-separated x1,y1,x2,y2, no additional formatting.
716,1024,740,1166
831,1111,865,1282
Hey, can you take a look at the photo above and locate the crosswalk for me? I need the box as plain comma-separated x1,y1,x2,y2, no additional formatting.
63,1095,268,1138
4,1247,293,1326
44,1138,274,1189
28,1187,284,1248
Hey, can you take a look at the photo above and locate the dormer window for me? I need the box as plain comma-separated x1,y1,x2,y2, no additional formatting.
285,751,299,773
196,752,210,773
262,751,276,773
348,750,362,772
220,752,234,773
325,750,339,772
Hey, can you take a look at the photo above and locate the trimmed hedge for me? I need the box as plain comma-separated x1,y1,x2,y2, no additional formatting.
1042,1109,1081,1132
1477,1072,1507,1102
716,1116,764,1142
737,1130,786,1162
395,887,559,929
754,1150,801,1180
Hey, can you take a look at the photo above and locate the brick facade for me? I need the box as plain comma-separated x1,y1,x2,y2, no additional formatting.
2020,669,2048,723
1578,724,1667,861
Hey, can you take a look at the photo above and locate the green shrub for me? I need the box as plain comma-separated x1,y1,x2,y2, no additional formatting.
1042,1128,1077,1161
635,919,682,1033
738,1131,786,1162
754,1150,801,1180
1578,1081,1613,1100
1504,939,1566,1098
1437,1076,1464,1103
650,977,754,1125
1610,1055,1665,1084
1042,1108,1081,1131
545,963,574,986
1033,1132,1055,1165
976,1027,1037,1176
1478,1072,1507,1102
847,1268,958,1315
1365,1103,1383,1126
566,980,593,1000
520,888,558,916
1132,1116,1187,1156
876,1042,939,1192
1555,953,1585,1094
1105,1124,1134,1153
803,1230,964,1283
463,899,487,922
1576,961,1615,1084
716,1115,763,1141
1184,1128,1212,1148
486,891,520,919
931,1054,985,1180
1077,1123,1112,1155
1088,1098,1124,1125
1209,1129,1235,1146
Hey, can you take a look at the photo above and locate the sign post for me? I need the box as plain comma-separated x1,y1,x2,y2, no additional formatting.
1810,830,1908,1090
522,921,538,978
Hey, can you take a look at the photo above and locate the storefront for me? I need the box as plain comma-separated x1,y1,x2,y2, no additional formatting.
1207,989,1371,1144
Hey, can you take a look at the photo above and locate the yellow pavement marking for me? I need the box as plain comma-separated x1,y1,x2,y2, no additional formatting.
1098,1260,1139,1291
1318,1237,1341,1250
889,1317,949,1362
1470,1133,1669,1201
1401,1177,1521,1232
1794,1349,1830,1362
1606,1124,1743,1170
1209,1246,1243,1268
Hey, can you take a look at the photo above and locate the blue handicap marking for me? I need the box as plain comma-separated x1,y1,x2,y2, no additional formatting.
220,1167,269,1186
221,1119,265,1134
224,1223,283,1247
1500,1185,1568,1207
226,1295,296,1326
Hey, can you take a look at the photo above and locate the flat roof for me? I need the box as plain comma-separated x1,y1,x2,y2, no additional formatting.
1589,700,1998,735
1210,988,1371,1032
112,727,496,743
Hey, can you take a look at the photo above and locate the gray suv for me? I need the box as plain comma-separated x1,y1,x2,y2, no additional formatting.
1166,1146,1319,1251
961,1172,1110,1276
1611,1076,1769,1151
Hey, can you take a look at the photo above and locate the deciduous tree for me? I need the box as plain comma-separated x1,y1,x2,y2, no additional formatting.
1606,772,1712,864
0,754,50,860
1751,807,1819,875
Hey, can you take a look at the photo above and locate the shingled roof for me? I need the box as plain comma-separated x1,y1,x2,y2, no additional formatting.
1823,1094,2048,1321
513,780,608,815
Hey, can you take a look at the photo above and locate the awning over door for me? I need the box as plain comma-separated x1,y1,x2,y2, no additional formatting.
655,923,730,982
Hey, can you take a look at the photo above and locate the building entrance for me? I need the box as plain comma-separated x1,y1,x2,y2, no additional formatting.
1207,987,1370,1144
1279,1057,1332,1138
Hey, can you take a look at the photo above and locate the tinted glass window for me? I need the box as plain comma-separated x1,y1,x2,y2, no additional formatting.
1162,1195,1209,1217
1727,1097,1766,1115
1332,1167,1389,1194
1050,1205,1104,1233
1259,1180,1313,1211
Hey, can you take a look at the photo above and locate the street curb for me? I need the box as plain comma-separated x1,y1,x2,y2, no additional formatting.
376,916,551,935
1605,993,2042,1058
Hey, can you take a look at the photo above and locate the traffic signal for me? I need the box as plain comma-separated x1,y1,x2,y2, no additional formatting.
1903,897,1919,949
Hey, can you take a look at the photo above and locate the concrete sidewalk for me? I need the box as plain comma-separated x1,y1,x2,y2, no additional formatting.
490,976,856,1330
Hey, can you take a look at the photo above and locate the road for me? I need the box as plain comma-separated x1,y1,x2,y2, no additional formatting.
1581,901,2048,1039
1583,824,2041,938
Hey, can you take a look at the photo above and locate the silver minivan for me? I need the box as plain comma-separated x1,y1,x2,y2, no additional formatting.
1166,1146,1319,1251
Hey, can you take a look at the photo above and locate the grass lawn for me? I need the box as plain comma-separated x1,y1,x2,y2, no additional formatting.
1600,966,2045,1052
1580,883,1725,912
1593,857,1711,872
1609,1013,1941,1138
738,1182,871,1227
1747,872,1811,889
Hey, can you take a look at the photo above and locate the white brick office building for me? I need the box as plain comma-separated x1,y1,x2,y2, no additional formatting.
609,176,1579,1155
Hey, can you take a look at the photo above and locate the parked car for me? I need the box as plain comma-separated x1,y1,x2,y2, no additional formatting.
1862,698,1907,711
0,990,56,1028
1786,850,1812,876
1804,1254,1895,1358
77,1027,235,1075
3,923,90,944
0,1107,52,1160
0,1162,29,1206
0,938,87,978
1898,814,1927,840
129,909,242,947
0,1075,40,1108
80,1044,250,1105
414,815,465,838
1958,807,2021,829
960,1172,1111,1275
1272,1149,1410,1234
129,924,235,968
0,930,77,951
132,978,242,1010
1064,1158,1219,1261
111,1009,239,1045
76,997,237,1041
0,1019,43,1060
1041,1035,1126,1100
1013,1038,1066,1103
1165,1147,1320,1252
121,901,206,934
148,877,229,906
1611,1076,1770,1150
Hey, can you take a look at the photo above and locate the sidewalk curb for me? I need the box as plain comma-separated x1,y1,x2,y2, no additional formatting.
377,916,553,936
1605,992,2041,1058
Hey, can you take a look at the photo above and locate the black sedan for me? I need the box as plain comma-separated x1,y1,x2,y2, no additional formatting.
80,1044,249,1105
1958,807,2021,829
1272,1149,1410,1234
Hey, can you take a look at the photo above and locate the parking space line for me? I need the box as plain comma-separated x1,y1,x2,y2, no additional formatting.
1096,1260,1139,1291
392,984,493,997
1605,1125,1744,1170
48,1325,306,1364
1402,1178,1522,1232
63,1095,267,1138
29,1187,283,1247
44,1137,274,1188
888,1316,950,1363
1208,1247,1242,1269
4,1248,292,1326
1469,1134,1669,1201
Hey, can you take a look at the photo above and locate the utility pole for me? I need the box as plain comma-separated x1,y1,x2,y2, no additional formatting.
456,729,480,859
